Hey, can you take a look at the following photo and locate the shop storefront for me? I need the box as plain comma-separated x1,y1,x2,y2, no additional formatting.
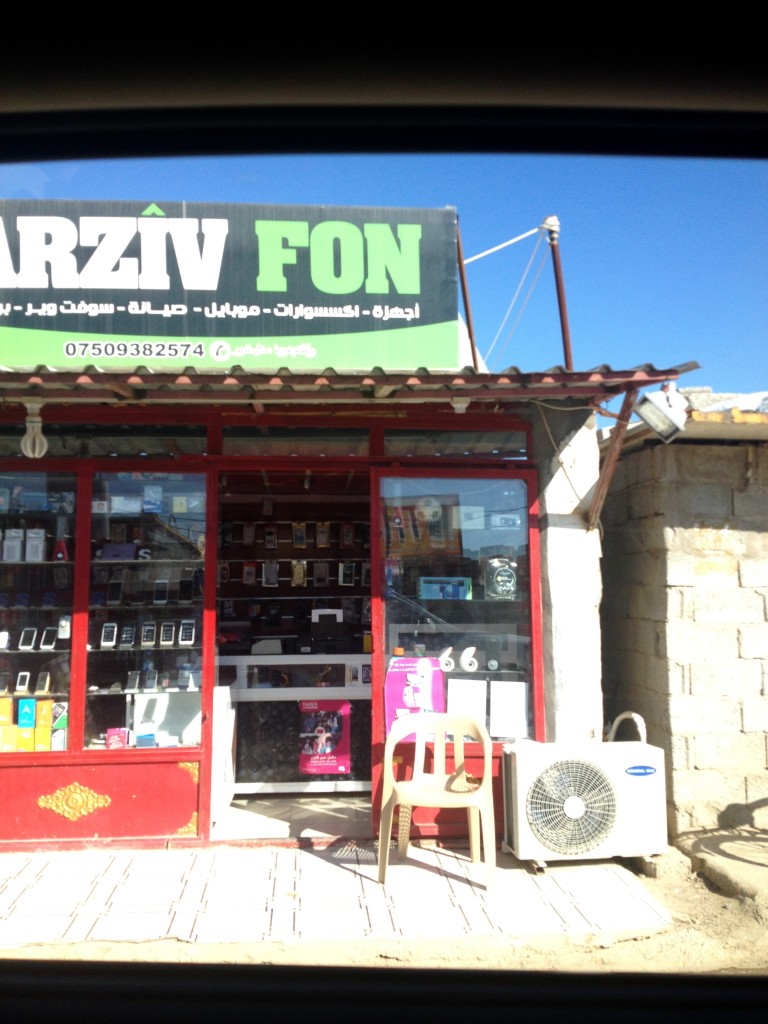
0,198,685,848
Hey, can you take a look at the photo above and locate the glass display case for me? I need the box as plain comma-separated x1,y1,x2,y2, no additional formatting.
379,474,534,741
0,471,76,752
85,471,205,750
216,470,373,792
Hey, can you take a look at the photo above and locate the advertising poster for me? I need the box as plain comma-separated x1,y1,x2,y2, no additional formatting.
384,656,445,733
299,699,350,775
0,200,459,373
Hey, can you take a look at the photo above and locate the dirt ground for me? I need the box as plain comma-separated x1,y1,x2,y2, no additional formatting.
1,848,767,974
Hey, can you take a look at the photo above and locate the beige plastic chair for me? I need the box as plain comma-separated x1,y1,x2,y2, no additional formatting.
377,712,496,889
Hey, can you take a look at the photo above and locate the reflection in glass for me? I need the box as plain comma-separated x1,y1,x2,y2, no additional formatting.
85,472,205,750
380,476,532,739
0,471,77,752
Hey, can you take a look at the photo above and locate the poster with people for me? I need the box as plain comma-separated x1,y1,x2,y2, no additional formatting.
298,700,351,775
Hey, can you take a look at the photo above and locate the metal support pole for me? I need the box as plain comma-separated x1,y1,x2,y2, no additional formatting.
456,221,480,371
586,388,637,531
543,216,574,372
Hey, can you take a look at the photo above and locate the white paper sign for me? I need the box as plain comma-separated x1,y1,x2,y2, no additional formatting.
490,679,529,739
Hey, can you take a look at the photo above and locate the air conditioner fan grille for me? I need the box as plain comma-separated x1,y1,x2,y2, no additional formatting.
525,758,617,855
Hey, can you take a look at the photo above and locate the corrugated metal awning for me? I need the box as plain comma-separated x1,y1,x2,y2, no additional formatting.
0,361,699,410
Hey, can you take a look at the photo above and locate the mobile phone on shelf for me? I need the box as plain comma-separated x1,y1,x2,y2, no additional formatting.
0,672,10,695
126,670,141,692
144,669,158,691
106,580,123,605
140,621,157,647
178,578,194,603
153,579,169,605
18,628,37,651
118,623,136,647
178,619,195,645
15,671,30,693
159,621,175,646
33,671,51,694
39,626,58,650
100,622,118,648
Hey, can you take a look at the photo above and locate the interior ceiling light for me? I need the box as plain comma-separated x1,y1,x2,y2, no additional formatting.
633,383,689,443
20,402,48,459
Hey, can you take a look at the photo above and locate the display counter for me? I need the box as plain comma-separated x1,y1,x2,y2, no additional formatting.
217,654,372,794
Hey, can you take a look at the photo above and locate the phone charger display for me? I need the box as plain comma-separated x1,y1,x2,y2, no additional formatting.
2,529,23,562
24,529,46,562
17,698,36,729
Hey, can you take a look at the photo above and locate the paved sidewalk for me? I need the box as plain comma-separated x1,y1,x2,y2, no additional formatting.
0,841,673,954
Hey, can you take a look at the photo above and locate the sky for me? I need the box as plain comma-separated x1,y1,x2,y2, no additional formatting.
0,152,765,407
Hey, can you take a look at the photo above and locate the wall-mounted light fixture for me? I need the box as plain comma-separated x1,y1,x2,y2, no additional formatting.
20,402,48,459
633,383,689,443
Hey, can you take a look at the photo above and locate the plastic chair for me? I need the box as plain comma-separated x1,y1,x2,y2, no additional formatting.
377,712,496,889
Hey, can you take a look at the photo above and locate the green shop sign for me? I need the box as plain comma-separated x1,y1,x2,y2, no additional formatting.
0,200,459,372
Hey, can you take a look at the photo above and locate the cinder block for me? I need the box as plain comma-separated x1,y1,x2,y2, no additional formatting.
741,696,768,733
672,768,746,813
692,732,766,771
668,694,742,734
667,735,693,772
690,658,762,698
667,549,739,586
694,588,765,624
666,621,739,662
739,624,768,659
627,481,664,519
627,584,671,623
739,558,768,587
734,488,768,525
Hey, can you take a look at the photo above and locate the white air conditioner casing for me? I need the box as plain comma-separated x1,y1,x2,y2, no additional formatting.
501,739,667,865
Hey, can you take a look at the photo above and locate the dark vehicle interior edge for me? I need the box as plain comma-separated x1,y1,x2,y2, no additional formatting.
0,32,766,1023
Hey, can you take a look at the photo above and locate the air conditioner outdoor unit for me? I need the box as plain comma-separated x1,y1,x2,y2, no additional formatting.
501,739,667,866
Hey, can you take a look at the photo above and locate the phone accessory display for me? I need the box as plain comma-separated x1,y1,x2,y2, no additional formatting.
24,529,46,562
485,556,518,600
52,516,70,561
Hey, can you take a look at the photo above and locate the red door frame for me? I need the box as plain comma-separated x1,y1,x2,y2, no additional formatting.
369,464,544,837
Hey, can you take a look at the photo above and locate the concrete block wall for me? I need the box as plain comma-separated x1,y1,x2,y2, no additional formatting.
601,442,768,837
